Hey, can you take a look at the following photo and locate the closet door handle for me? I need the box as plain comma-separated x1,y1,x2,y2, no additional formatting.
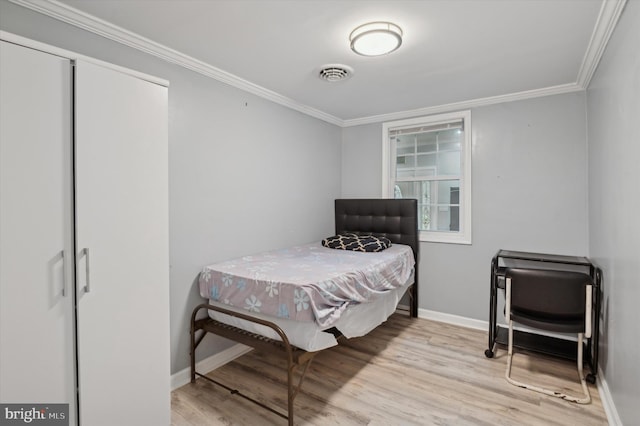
81,247,91,293
61,250,67,297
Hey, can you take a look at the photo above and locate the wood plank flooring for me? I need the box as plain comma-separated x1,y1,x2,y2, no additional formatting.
171,314,607,425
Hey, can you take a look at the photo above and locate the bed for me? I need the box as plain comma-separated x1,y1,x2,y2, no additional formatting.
190,198,419,424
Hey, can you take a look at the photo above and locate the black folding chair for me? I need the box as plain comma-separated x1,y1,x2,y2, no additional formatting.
504,268,592,404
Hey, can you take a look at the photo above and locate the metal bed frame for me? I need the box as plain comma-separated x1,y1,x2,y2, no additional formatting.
190,198,419,425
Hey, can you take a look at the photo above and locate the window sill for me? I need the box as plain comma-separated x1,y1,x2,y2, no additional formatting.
419,231,472,245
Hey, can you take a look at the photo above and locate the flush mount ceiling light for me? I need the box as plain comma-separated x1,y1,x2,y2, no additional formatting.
349,21,403,56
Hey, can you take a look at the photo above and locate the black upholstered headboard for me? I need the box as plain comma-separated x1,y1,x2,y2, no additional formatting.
334,198,419,317
334,198,419,261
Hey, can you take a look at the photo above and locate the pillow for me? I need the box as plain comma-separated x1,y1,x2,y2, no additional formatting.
322,233,392,252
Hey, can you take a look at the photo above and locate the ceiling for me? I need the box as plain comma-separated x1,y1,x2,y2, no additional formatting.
24,0,615,125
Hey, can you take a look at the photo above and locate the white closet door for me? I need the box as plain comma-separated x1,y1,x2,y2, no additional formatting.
74,61,170,426
0,41,77,424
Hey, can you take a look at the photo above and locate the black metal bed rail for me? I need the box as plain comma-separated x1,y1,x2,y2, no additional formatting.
190,303,318,425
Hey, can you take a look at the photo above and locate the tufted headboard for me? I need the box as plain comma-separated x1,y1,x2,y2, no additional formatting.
334,198,419,317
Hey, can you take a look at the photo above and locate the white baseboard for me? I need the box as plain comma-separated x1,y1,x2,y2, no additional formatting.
396,303,410,312
417,308,488,331
597,367,623,426
418,308,577,341
171,343,252,390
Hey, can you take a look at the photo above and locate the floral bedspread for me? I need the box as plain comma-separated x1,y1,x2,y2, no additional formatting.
198,242,415,327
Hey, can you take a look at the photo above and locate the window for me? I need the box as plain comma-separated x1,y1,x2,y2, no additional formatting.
382,110,471,244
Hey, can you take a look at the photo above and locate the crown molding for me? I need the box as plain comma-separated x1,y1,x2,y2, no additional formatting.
346,0,627,127
9,0,344,126
576,0,628,89
342,83,583,127
10,0,624,128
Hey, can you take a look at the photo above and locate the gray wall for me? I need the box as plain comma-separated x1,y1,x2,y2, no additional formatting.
587,1,640,424
4,2,637,422
342,93,589,321
0,0,342,374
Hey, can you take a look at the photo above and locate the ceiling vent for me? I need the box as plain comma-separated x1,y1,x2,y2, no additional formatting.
318,64,354,82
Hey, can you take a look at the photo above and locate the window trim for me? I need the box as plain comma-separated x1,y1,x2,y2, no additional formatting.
382,110,472,244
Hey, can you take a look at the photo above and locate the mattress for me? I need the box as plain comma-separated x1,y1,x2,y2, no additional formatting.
199,242,415,327
206,275,413,352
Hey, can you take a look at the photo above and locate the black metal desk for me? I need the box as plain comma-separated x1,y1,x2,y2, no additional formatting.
485,249,602,382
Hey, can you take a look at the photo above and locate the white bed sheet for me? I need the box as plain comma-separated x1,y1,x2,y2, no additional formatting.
207,273,413,352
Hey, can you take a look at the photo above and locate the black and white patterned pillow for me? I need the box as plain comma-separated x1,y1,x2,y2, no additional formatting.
322,233,392,252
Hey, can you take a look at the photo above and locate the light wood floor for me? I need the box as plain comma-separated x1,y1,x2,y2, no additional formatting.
171,314,607,425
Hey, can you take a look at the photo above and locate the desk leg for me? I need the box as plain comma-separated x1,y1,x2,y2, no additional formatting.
485,257,498,358
585,267,602,383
